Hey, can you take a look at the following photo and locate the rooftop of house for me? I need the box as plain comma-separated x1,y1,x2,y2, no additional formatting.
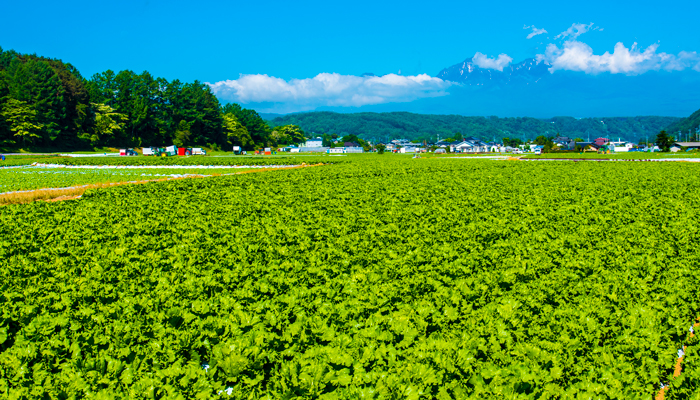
674,142,700,147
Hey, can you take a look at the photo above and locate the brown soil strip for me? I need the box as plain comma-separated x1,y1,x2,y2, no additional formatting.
44,194,83,202
656,320,700,400
0,164,322,206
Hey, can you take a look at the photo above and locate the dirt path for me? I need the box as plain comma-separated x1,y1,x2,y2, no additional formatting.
656,319,700,399
0,164,322,205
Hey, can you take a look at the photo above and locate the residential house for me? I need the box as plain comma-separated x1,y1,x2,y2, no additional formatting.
453,141,476,152
453,137,489,153
553,136,575,150
671,142,700,152
593,137,609,147
435,140,456,152
299,147,329,152
402,142,424,152
574,142,600,152
609,140,635,152
303,137,324,147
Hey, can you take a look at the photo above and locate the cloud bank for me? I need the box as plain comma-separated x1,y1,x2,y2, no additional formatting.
538,23,700,74
208,73,453,111
472,52,513,71
524,25,547,39
207,22,700,112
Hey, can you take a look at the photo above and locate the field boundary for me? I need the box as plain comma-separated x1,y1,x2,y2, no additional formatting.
656,319,700,399
0,164,323,205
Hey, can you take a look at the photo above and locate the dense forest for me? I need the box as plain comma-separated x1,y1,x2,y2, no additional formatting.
665,107,700,140
269,112,682,143
0,47,304,151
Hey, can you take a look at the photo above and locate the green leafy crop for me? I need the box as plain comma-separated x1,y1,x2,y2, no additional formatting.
0,158,699,399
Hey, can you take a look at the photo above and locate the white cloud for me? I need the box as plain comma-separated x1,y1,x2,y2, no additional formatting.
472,52,513,71
524,25,547,39
531,22,700,74
207,73,453,112
538,39,700,75
554,22,600,40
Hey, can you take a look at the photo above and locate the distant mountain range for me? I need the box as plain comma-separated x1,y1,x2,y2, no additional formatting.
436,57,550,87
666,106,700,137
250,56,700,118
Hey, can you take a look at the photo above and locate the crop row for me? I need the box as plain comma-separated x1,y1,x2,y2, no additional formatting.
1,159,699,398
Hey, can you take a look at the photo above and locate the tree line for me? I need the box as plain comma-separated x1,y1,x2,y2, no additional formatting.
0,47,304,151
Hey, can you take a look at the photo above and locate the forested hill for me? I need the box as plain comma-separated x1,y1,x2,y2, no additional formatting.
269,112,680,143
0,46,304,151
665,107,700,137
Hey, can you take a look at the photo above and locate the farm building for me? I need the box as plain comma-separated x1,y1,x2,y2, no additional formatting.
671,142,700,152
303,138,324,147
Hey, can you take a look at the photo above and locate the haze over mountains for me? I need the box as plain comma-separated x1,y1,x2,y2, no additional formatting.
435,57,550,87
325,56,700,118
226,53,700,118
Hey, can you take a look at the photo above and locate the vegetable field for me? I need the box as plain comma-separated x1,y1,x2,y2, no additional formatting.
1,158,700,399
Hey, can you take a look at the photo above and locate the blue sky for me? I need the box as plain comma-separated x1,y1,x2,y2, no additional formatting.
3,0,700,115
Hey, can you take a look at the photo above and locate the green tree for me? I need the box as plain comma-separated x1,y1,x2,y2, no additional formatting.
534,135,549,145
41,58,91,145
502,137,523,147
656,130,674,152
376,143,386,154
223,114,252,148
274,125,306,145
1,98,43,145
85,70,117,106
89,103,127,146
173,120,192,147
7,58,66,144
0,69,10,142
340,134,366,147
221,103,270,149
180,81,224,146
322,134,333,147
